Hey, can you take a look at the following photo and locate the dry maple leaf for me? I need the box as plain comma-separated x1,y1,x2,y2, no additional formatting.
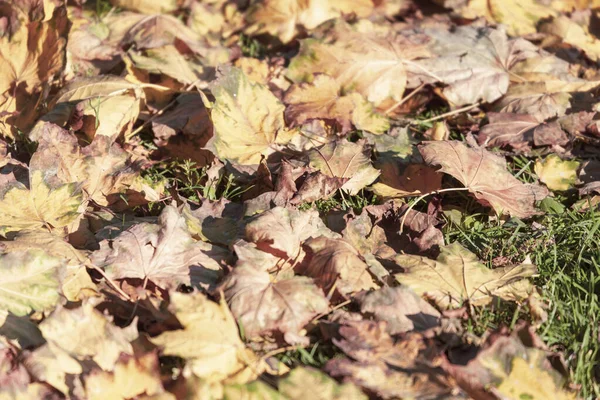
92,205,227,291
37,75,145,142
494,80,600,122
308,140,380,195
245,0,375,44
0,0,68,139
478,112,569,151
414,25,539,106
245,206,339,262
357,286,441,335
393,242,537,308
327,320,462,399
371,163,442,199
207,66,295,165
287,20,431,107
284,74,389,135
539,14,600,62
0,170,83,236
38,301,138,370
299,237,378,298
150,291,263,382
445,328,576,400
32,123,141,206
220,264,329,343
83,352,165,400
419,141,548,218
0,249,66,316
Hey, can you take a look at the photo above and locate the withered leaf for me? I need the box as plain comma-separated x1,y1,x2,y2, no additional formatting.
299,237,378,298
92,205,227,290
221,264,329,342
478,112,569,151
420,141,548,218
308,140,380,196
393,242,537,308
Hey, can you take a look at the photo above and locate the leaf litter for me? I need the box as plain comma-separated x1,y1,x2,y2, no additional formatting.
0,0,599,398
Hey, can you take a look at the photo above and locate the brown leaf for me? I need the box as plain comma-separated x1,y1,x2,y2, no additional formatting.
414,26,538,106
478,112,569,151
357,286,441,334
284,74,389,135
92,205,227,291
420,141,548,218
288,20,430,107
220,264,329,343
0,0,69,139
326,320,463,399
299,237,378,298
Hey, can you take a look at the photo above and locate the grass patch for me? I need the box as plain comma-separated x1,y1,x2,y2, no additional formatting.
443,206,600,398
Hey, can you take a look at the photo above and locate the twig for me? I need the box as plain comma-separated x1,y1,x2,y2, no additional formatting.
86,262,131,301
411,102,481,125
384,83,426,115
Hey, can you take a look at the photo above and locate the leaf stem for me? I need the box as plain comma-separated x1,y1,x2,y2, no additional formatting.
411,102,481,125
399,187,470,234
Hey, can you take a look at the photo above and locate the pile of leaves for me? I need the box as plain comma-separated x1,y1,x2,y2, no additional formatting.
1,0,600,398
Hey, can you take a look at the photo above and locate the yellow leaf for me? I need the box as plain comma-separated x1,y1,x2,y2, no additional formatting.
84,353,165,400
535,155,580,191
0,171,82,236
208,67,292,165
150,292,264,383
394,243,537,308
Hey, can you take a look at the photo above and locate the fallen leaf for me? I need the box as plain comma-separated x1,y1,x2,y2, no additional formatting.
220,264,329,342
535,155,580,191
414,25,538,106
540,14,600,62
299,236,378,298
478,112,569,151
92,205,227,291
149,291,263,382
245,0,374,44
207,66,294,165
277,366,367,400
109,0,179,14
38,302,138,370
84,352,165,400
371,163,442,198
284,75,389,135
288,20,430,106
245,206,339,262
393,242,537,308
0,0,69,139
420,141,548,218
308,140,380,195
0,170,83,236
0,249,65,316
357,286,441,334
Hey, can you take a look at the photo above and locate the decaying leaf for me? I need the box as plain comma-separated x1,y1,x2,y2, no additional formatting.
299,237,378,298
92,205,227,290
393,242,537,308
414,26,538,106
420,141,548,218
288,20,430,107
38,302,138,370
0,0,69,139
478,112,569,151
308,140,380,195
357,286,441,334
284,74,389,135
220,264,329,343
0,170,82,236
